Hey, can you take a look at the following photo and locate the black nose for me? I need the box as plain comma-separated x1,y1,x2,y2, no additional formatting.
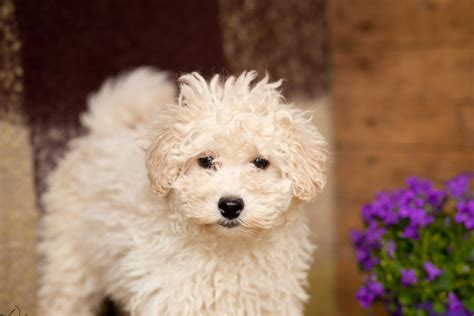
218,197,244,220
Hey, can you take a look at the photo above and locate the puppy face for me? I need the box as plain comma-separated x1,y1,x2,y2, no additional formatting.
145,72,327,236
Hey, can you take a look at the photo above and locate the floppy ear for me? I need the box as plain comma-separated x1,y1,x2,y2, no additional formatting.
145,116,185,196
145,71,213,196
278,110,328,202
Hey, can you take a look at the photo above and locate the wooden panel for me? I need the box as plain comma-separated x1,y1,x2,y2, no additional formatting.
336,147,474,202
460,104,474,136
335,195,366,246
330,0,474,49
332,48,474,99
336,255,366,316
331,1,474,314
334,94,474,146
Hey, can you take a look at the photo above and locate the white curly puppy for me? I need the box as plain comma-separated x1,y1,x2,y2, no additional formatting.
38,68,328,316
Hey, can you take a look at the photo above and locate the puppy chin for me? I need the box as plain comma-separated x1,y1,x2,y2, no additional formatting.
215,226,257,240
197,220,254,239
218,218,241,229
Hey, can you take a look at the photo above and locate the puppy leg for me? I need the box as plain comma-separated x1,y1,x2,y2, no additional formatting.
38,232,102,316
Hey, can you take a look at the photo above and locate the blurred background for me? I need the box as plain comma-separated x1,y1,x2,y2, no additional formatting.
0,0,472,315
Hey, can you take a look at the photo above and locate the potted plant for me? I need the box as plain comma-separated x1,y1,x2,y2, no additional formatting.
351,174,473,316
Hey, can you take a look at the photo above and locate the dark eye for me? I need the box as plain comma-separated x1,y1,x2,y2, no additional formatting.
252,157,269,169
198,156,215,169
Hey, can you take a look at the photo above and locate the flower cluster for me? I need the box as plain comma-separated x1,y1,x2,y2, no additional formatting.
351,173,474,316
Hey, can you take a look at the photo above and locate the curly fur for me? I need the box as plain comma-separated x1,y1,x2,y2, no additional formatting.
38,67,328,315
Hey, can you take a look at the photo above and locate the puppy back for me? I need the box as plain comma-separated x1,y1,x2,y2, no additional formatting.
81,67,177,136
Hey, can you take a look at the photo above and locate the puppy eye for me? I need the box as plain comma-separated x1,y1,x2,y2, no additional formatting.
198,156,215,169
252,157,269,170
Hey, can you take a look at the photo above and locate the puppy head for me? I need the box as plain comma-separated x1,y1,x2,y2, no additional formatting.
145,71,328,236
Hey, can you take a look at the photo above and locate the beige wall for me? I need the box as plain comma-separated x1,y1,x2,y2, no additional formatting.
0,1,38,314
299,98,337,316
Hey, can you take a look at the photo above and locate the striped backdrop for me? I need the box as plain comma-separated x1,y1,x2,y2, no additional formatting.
1,1,334,315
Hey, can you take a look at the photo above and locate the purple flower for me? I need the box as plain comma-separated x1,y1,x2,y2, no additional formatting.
454,200,474,230
373,193,400,225
356,287,372,308
356,281,384,308
401,269,418,287
400,208,434,239
362,257,379,271
446,294,472,316
409,208,434,227
355,248,379,271
367,280,384,296
448,292,463,311
445,173,473,199
351,227,382,271
361,192,402,225
350,230,365,247
385,240,396,258
445,311,471,316
398,190,415,208
365,222,386,246
427,188,447,210
380,208,399,225
399,205,412,218
407,176,433,195
402,224,420,239
355,247,370,263
423,261,442,281
362,204,377,223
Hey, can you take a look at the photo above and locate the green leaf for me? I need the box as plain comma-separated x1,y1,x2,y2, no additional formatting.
387,302,398,312
454,263,467,274
399,294,412,305
431,273,453,291
432,302,446,314
463,296,474,312
416,310,427,316
403,307,417,316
